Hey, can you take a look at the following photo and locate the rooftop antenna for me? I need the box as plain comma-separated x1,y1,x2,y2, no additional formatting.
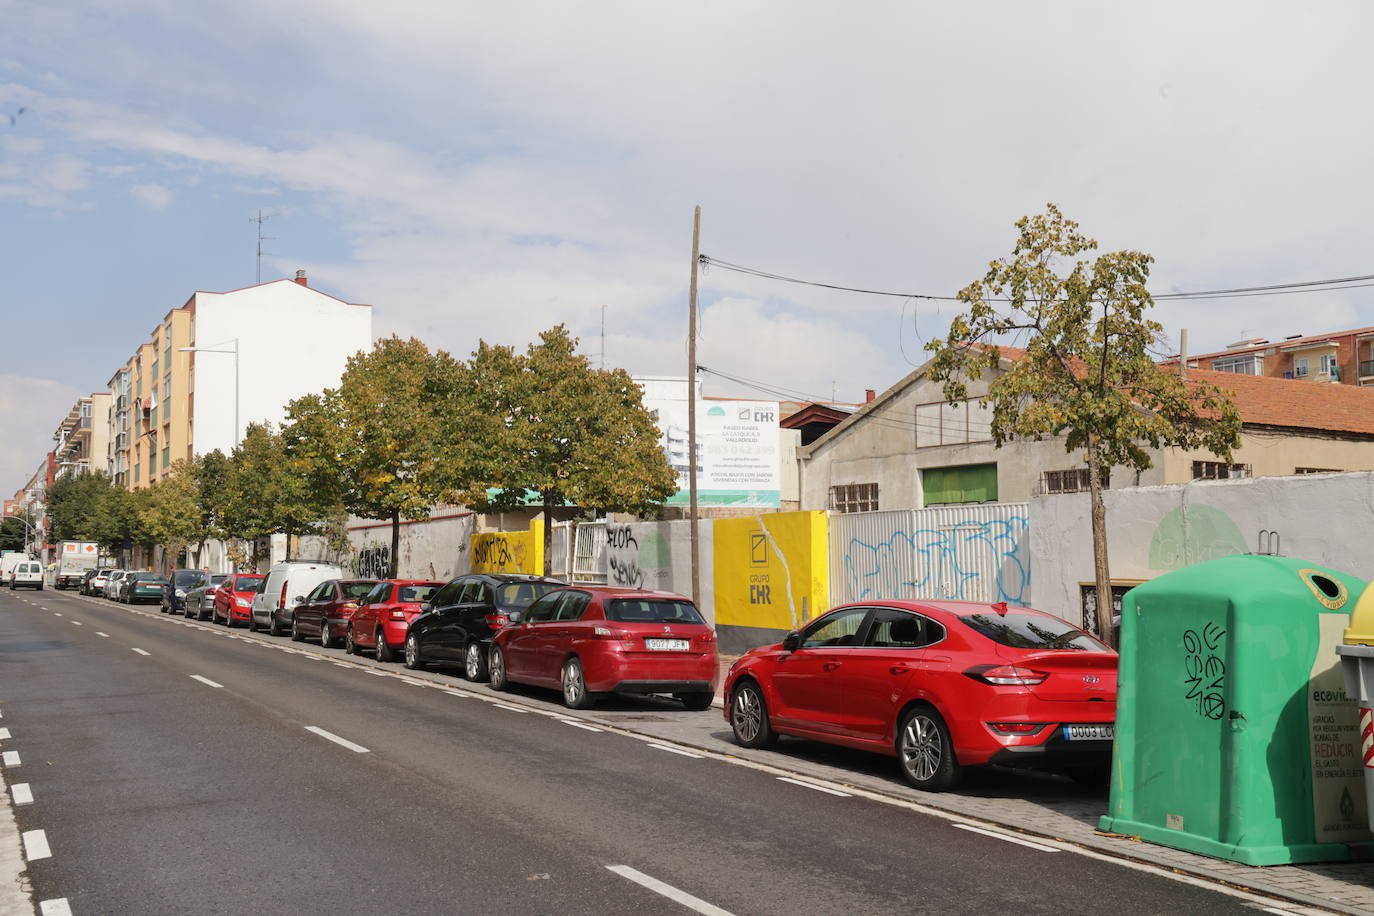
250,210,274,285
600,304,606,369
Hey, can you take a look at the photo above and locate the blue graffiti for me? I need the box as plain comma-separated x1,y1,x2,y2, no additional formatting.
843,516,1030,603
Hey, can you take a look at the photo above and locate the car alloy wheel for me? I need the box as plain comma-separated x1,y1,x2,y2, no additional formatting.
488,646,508,690
730,682,776,749
465,642,488,682
561,658,594,709
404,633,421,670
345,627,359,655
290,615,304,642
376,630,394,663
897,708,960,792
319,620,334,650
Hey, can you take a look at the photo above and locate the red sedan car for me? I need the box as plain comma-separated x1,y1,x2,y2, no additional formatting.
346,580,442,662
213,574,265,628
723,600,1117,792
489,587,717,710
290,579,379,649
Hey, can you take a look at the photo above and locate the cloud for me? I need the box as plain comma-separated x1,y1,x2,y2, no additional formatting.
0,375,84,493
130,182,171,208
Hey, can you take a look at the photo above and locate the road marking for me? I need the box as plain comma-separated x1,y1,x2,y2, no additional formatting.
96,632,110,637
438,688,467,698
559,719,603,732
22,829,51,861
305,726,370,754
605,865,734,916
331,662,351,668
0,728,10,740
39,900,73,916
366,669,386,676
71,620,82,626
190,675,224,689
649,743,703,759
777,777,852,798
952,823,1060,852
491,703,528,713
10,783,32,805
131,648,150,656
52,612,61,617
2,751,19,767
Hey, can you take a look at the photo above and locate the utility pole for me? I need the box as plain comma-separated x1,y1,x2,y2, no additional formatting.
687,206,702,608
250,210,274,285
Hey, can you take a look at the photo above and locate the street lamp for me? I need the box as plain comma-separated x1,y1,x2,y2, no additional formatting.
179,338,240,448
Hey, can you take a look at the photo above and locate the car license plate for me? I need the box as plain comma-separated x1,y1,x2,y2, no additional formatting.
645,638,690,651
1063,724,1114,741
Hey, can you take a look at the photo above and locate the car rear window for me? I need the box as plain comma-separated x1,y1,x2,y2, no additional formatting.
495,582,560,609
959,611,1108,651
342,581,379,600
209,575,228,585
237,576,265,592
606,598,704,624
398,585,438,603
172,570,204,586
140,575,170,584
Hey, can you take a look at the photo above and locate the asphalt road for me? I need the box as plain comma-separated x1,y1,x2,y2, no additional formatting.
0,586,1269,915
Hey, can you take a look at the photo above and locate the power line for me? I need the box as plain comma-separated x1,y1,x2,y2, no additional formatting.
699,254,1374,304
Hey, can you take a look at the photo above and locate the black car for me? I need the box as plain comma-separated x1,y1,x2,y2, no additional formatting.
161,569,209,614
404,574,564,680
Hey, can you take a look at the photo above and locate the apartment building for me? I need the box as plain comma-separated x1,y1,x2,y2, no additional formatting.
1184,326,1374,386
108,271,373,488
53,394,112,480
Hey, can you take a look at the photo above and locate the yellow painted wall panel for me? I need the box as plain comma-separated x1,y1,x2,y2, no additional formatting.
470,520,544,575
713,512,828,632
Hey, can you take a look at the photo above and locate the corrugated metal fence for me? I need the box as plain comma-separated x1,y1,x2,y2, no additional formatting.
549,521,609,585
828,503,1031,606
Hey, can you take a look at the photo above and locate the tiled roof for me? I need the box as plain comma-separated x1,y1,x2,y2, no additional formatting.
1185,326,1374,361
1180,367,1374,436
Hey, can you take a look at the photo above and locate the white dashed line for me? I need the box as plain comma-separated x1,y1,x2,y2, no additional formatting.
952,823,1060,852
189,675,224,689
366,669,386,677
10,783,32,805
331,662,351,668
399,678,428,688
304,726,370,754
438,688,467,698
2,751,20,767
648,743,702,759
559,719,603,732
96,632,110,637
22,829,51,861
70,620,82,626
0,728,10,740
605,865,734,916
777,777,852,798
52,612,61,617
131,648,150,656
39,899,73,916
490,703,528,713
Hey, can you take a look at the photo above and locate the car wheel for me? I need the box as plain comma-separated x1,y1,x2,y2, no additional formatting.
730,681,777,749
269,615,284,637
488,645,509,690
561,658,595,709
896,706,961,792
403,633,424,670
376,630,395,663
245,614,256,632
675,692,714,711
290,614,304,642
464,641,488,682
319,620,334,650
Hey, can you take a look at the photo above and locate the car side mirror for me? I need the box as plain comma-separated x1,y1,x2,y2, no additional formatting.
782,631,800,652
420,602,431,612
293,595,305,605
508,610,523,623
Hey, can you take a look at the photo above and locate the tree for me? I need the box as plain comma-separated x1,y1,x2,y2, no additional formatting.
471,325,677,576
925,205,1241,642
285,337,465,577
0,512,36,553
47,471,120,541
134,462,203,568
220,423,334,562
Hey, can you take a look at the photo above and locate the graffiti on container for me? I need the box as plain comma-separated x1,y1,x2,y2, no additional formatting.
1183,622,1227,720
472,537,511,568
842,515,1029,603
606,524,645,587
356,545,391,579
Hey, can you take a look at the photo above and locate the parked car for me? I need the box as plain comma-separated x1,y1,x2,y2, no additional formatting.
403,574,563,679
103,569,133,600
123,572,170,604
723,600,1118,792
251,561,345,636
347,580,442,662
289,578,380,649
213,574,265,627
85,568,117,596
8,560,44,590
182,574,228,620
160,569,208,614
111,570,147,603
488,587,717,710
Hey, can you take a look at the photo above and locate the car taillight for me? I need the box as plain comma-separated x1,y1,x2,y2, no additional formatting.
963,664,1048,686
484,614,511,629
987,722,1047,735
593,626,635,640
390,610,407,621
698,629,716,643
279,581,288,609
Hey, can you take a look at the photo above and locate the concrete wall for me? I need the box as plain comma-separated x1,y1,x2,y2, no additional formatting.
343,511,475,581
1030,472,1374,630
1162,429,1374,481
605,519,717,625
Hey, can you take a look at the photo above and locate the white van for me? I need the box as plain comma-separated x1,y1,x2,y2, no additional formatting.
251,561,345,636
9,560,44,590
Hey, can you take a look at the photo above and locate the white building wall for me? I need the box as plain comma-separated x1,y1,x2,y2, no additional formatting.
191,279,373,455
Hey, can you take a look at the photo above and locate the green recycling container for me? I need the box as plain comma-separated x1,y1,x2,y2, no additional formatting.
1099,555,1374,865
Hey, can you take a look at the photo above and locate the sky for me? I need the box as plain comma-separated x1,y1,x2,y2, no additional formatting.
4,1,1374,492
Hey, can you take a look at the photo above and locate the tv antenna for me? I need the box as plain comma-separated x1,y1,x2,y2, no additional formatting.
250,210,275,284
600,304,606,369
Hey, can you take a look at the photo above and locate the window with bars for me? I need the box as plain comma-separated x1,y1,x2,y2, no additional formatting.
1295,467,1342,475
1042,468,1108,494
829,483,878,513
1193,461,1250,480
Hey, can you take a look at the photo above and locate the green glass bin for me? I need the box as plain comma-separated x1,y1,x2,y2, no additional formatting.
1099,555,1373,865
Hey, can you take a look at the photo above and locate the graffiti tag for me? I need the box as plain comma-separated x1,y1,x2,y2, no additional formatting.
356,545,391,579
472,538,512,568
842,516,1029,603
1183,622,1227,720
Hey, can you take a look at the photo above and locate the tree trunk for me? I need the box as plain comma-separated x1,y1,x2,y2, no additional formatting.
1085,441,1114,647
542,493,554,578
389,509,400,579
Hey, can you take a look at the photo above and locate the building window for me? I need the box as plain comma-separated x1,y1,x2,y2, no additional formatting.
134,463,140,483
1043,468,1108,494
1193,461,1250,480
914,397,992,447
1212,354,1263,375
1295,467,1342,475
921,463,998,506
163,376,171,399
161,448,170,470
1320,353,1339,378
829,483,878,513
